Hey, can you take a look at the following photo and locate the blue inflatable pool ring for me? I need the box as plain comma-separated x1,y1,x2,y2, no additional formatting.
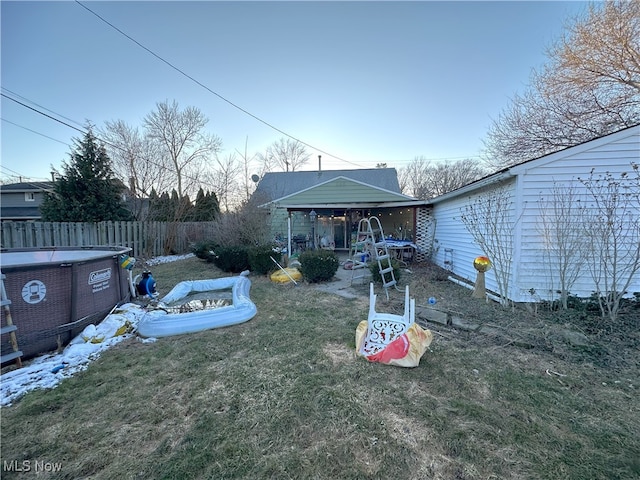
428,297,437,305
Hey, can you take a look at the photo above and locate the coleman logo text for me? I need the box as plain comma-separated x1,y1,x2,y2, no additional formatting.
88,268,112,285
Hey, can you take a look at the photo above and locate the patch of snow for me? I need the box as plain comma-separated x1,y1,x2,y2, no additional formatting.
1,253,196,407
0,303,147,407
145,253,195,266
137,337,157,344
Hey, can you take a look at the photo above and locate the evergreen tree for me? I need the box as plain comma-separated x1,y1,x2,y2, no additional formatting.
154,191,171,221
206,191,220,219
147,188,160,221
179,193,193,221
41,129,132,221
169,189,180,221
192,188,207,221
192,188,220,221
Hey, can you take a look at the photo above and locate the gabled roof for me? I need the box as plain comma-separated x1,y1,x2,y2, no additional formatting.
267,176,417,209
508,123,640,175
254,168,402,203
429,124,640,205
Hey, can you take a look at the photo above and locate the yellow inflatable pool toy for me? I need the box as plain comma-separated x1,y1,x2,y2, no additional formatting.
270,267,302,284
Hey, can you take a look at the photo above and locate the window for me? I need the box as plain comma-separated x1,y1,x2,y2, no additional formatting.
24,192,35,202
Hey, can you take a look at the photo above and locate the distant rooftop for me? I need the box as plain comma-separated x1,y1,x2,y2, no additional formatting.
0,182,54,192
254,168,402,202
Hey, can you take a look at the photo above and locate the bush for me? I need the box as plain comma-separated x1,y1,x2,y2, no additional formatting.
192,241,219,263
213,245,250,273
369,257,402,284
299,250,339,283
248,245,281,275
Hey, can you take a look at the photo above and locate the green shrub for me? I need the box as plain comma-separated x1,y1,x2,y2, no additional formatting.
191,241,219,263
369,257,402,284
213,245,250,273
299,250,339,283
248,245,281,274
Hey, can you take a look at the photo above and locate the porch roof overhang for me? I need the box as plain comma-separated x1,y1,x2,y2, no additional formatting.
274,200,429,210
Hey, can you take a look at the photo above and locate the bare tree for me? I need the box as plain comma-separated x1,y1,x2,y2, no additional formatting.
398,156,431,197
459,185,518,307
259,137,310,172
100,120,170,219
578,164,640,322
484,0,640,169
428,159,488,198
399,157,487,199
206,196,271,247
206,153,242,213
236,137,258,204
536,182,586,309
144,100,222,197
548,1,640,100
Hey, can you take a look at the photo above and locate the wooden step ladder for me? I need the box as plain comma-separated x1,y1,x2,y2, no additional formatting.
350,217,399,300
1,272,23,368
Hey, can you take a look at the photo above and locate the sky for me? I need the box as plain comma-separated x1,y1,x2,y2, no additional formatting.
1,0,590,183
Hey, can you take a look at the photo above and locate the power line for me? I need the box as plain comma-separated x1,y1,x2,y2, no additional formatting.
2,92,482,171
1,91,228,190
1,87,85,129
73,0,367,169
382,155,485,165
1,118,71,146
1,93,87,136
2,91,159,168
3,90,485,193
3,10,483,173
0,165,54,186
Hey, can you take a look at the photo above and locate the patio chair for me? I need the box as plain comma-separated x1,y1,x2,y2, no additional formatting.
358,283,414,357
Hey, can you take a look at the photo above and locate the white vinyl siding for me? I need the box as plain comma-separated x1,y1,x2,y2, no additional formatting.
513,129,640,301
432,177,517,298
432,125,640,303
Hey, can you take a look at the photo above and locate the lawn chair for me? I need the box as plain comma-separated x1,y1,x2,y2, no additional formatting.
358,283,414,357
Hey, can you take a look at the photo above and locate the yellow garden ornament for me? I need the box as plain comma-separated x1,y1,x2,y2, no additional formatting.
472,256,492,299
473,256,492,273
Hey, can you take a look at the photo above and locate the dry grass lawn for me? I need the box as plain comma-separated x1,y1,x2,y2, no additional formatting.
1,256,638,479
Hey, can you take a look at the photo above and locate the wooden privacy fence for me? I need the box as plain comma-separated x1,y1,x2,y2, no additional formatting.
0,221,218,258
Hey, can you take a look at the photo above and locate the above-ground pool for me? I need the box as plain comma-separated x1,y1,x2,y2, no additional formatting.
1,246,132,363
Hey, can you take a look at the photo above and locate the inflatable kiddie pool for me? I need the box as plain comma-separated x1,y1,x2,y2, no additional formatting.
138,271,256,338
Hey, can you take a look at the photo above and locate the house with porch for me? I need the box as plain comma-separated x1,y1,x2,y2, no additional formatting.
255,125,639,304
255,168,433,260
